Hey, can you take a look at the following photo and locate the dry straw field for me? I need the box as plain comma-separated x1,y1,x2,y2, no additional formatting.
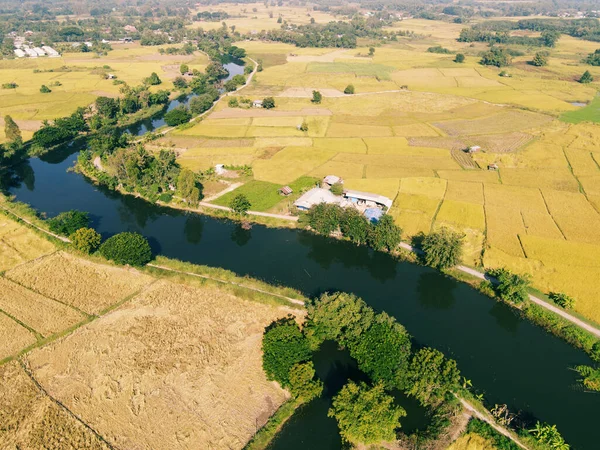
0,213,295,449
161,17,600,323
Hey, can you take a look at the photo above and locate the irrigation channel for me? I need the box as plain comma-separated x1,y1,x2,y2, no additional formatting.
4,60,599,449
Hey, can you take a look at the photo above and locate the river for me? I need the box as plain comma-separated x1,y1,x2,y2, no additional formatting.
4,68,599,449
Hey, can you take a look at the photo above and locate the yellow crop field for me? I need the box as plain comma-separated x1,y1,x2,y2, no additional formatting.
408,136,466,151
400,177,447,198
309,161,365,180
251,116,303,127
448,433,497,450
0,215,56,271
343,178,400,199
366,165,435,179
445,181,484,204
500,168,580,192
483,184,547,213
178,122,250,138
436,200,485,230
434,111,553,136
436,170,500,184
6,252,154,315
484,205,526,257
565,149,600,176
246,126,305,137
0,278,85,338
392,123,440,137
25,280,291,450
521,210,564,239
579,175,600,196
312,138,367,153
253,146,337,184
326,123,393,137
542,190,600,244
364,137,449,157
0,315,36,361
520,235,600,268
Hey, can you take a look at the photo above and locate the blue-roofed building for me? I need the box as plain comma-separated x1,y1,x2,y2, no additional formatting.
364,208,384,223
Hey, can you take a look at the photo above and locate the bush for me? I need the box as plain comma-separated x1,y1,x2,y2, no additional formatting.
421,228,464,270
230,193,251,215
328,381,406,445
47,210,90,236
454,53,465,63
172,76,188,89
262,97,275,109
480,47,512,67
144,72,162,85
2,82,18,89
579,70,594,84
592,341,600,363
164,106,191,126
531,51,549,66
549,292,575,309
190,94,214,115
262,316,312,387
344,84,355,94
70,227,102,254
228,97,239,107
584,49,600,66
488,268,531,304
99,232,153,266
289,361,323,402
311,90,322,104
299,120,308,132
40,85,52,93
330,182,343,196
427,45,451,54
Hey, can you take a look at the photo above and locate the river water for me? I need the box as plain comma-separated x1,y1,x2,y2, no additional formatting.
4,60,599,449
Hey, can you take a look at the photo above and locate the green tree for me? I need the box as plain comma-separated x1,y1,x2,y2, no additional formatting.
549,292,575,309
454,53,465,63
340,208,369,245
403,347,460,406
145,72,162,85
330,182,343,196
262,97,275,109
348,313,412,386
228,97,239,108
307,203,342,235
99,232,153,266
95,97,119,118
40,85,52,93
488,268,531,304
311,90,322,104
541,30,560,47
299,120,308,132
289,361,324,402
4,115,22,146
47,210,90,236
177,169,200,205
328,381,405,445
480,47,512,67
70,227,102,254
164,106,191,126
579,70,594,84
585,49,600,66
531,51,549,67
344,84,355,94
421,228,464,270
262,316,312,387
368,47,375,56
172,76,188,89
230,193,251,215
180,63,189,75
367,215,402,252
304,292,375,348
190,94,214,115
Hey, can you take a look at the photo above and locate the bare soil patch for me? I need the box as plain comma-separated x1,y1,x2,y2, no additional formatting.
0,117,42,132
6,252,153,315
0,361,110,449
26,280,291,450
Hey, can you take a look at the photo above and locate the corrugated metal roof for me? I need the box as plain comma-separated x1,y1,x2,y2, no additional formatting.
343,189,393,209
294,188,340,209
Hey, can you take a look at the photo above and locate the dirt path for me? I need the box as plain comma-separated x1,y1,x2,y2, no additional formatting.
201,182,243,202
0,205,71,243
198,201,299,222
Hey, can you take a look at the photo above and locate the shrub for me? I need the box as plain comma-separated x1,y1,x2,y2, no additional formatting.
190,94,214,115
488,268,531,304
549,292,575,309
164,106,191,126
311,90,322,104
99,232,153,266
2,82,18,89
579,70,594,84
70,227,102,254
228,97,239,107
480,47,512,67
48,210,90,236
330,182,343,196
427,45,451,54
179,63,189,74
40,85,52,93
172,76,188,89
262,316,312,387
454,53,465,63
592,341,600,363
531,51,549,66
574,365,600,391
421,228,464,270
289,361,323,402
328,381,405,445
584,49,600,66
144,72,162,85
299,120,308,132
344,84,355,94
262,97,275,109
230,193,251,215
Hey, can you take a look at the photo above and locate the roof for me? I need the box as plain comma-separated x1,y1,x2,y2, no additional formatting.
280,186,293,195
343,189,393,209
294,188,340,209
323,175,341,185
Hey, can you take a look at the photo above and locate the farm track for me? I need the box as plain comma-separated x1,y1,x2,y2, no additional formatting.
451,148,479,169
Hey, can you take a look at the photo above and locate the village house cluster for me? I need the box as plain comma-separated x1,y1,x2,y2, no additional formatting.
9,33,60,58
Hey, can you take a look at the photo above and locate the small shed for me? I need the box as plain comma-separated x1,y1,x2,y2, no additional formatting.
279,186,293,196
106,73,116,79
215,164,226,175
488,163,499,171
467,145,481,153
323,175,341,187
252,100,263,108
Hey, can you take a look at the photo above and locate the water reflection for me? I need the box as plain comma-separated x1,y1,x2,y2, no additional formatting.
417,272,456,310
184,214,205,244
230,224,251,247
489,302,521,334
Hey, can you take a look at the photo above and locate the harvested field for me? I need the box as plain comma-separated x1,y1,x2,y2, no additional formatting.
469,132,533,153
0,277,86,337
451,149,479,170
0,361,110,449
0,215,56,271
209,107,332,119
279,87,345,98
434,111,553,136
26,280,291,450
6,252,153,315
0,314,36,360
408,136,466,151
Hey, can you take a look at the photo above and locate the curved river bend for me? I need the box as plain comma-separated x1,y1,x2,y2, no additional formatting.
6,74,598,448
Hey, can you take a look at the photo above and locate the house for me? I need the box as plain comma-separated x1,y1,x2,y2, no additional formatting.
467,145,481,153
279,186,293,196
14,49,26,58
488,163,499,171
294,188,340,211
32,47,46,56
343,189,393,210
252,99,263,108
215,164,226,175
106,73,116,79
42,46,60,57
322,175,342,187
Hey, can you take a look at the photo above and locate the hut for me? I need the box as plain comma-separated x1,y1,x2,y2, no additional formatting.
252,99,263,108
322,175,342,188
215,164,226,175
488,163,499,171
279,186,293,196
467,145,481,153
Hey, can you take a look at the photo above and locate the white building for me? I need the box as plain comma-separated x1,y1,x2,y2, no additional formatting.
42,46,60,57
32,47,46,56
14,49,26,58
23,47,38,58
294,188,340,211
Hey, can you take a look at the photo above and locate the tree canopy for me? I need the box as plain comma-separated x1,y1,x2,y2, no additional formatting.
99,232,153,266
403,348,460,406
421,228,464,270
47,210,90,236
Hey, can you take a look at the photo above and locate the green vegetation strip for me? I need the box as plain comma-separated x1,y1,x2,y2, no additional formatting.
243,399,300,450
560,96,600,124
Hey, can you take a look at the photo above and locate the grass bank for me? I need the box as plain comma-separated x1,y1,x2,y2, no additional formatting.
244,399,300,450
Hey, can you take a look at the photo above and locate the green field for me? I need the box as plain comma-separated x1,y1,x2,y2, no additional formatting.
560,95,600,124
